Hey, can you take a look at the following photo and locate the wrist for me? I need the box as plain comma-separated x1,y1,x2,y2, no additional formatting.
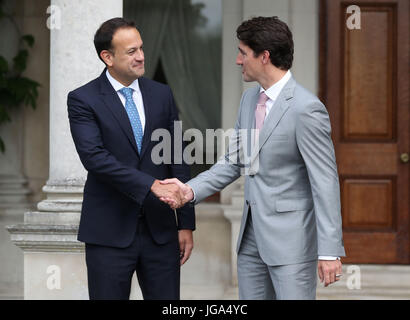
150,180,162,196
150,179,159,191
186,186,194,201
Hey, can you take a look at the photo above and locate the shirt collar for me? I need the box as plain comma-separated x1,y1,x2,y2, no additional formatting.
260,70,292,101
106,69,141,94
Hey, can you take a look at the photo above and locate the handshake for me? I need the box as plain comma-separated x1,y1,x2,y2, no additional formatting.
151,178,194,210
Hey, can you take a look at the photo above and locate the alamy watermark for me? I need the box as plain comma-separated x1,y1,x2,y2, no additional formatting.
46,5,61,30
151,121,260,175
346,265,361,290
346,5,361,30
46,265,61,290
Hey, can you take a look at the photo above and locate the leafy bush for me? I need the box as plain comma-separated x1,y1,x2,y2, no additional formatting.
0,0,40,152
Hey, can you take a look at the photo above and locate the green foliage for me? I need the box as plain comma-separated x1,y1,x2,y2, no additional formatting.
0,1,40,153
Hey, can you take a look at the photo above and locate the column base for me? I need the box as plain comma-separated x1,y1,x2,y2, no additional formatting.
6,180,86,299
0,174,32,300
7,179,84,252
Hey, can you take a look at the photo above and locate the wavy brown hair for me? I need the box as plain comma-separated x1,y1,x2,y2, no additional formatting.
236,16,294,70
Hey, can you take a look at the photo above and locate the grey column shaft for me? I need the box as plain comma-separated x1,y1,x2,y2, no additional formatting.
7,0,123,300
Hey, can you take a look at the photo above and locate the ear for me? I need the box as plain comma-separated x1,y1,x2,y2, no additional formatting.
100,50,114,67
261,50,270,65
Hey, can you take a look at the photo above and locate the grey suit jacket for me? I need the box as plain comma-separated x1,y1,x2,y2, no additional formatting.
188,77,346,266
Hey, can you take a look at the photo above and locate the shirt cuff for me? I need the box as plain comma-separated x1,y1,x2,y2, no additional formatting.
187,183,196,203
318,256,340,260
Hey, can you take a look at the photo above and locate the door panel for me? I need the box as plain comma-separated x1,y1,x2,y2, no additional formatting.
320,0,409,263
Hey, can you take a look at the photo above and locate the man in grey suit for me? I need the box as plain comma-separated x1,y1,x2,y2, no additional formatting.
160,16,346,300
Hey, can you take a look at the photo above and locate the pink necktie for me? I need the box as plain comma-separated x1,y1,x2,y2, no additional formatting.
255,92,269,143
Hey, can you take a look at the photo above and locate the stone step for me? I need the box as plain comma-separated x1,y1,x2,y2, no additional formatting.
2,265,410,300
2,286,409,300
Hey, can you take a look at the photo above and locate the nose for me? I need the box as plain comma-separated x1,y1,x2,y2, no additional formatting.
135,49,144,61
236,53,242,65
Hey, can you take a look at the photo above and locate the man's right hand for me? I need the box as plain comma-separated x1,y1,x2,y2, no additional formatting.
159,178,194,209
150,179,185,207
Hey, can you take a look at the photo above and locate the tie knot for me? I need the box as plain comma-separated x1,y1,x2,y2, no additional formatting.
257,92,269,105
119,87,134,99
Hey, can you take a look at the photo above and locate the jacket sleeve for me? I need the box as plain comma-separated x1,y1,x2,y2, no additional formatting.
67,90,155,205
295,101,346,257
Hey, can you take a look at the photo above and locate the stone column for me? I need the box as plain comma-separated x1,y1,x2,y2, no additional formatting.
7,0,122,299
220,0,243,205
0,0,32,298
220,0,244,290
241,0,319,93
223,177,244,287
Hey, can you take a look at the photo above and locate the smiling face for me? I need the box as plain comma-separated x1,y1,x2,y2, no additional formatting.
236,40,263,82
101,27,145,86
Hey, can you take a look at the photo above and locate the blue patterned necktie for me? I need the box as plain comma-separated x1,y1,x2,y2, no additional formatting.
119,87,143,154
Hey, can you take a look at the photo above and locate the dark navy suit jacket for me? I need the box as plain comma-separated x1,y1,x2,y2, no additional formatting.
67,70,195,248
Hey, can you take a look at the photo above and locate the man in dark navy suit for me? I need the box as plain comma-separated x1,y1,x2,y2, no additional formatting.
67,18,195,300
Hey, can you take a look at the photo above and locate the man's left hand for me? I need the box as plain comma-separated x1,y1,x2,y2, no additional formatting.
178,229,193,266
318,259,342,287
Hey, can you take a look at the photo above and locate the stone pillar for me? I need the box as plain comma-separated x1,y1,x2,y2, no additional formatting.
241,0,319,93
0,0,32,298
219,0,244,289
7,0,122,299
220,0,243,205
288,0,319,94
223,177,244,286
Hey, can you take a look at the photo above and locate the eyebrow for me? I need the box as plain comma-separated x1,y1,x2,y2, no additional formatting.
128,43,144,50
126,43,143,51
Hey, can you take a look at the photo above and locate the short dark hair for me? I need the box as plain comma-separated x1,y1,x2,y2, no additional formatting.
236,16,294,70
94,17,136,64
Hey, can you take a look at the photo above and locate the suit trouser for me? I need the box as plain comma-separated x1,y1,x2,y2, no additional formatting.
237,212,317,300
85,214,180,300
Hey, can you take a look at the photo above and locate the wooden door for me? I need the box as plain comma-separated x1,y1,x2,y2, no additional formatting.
320,0,409,263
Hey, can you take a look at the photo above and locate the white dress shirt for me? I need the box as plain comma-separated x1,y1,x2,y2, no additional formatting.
106,70,146,132
261,70,292,116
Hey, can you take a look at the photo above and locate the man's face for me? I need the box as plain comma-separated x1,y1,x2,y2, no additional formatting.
108,27,145,81
236,41,261,82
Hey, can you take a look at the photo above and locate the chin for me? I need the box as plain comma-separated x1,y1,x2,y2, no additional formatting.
241,73,250,82
133,71,145,79
130,67,144,77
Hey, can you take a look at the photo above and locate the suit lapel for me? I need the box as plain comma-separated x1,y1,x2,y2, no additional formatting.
138,77,153,160
246,87,260,156
249,77,296,165
99,71,140,157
